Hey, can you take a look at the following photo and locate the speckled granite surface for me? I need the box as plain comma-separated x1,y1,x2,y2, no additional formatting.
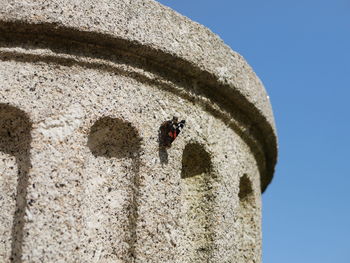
0,1,277,262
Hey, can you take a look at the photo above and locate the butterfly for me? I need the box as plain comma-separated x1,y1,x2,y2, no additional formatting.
159,116,186,147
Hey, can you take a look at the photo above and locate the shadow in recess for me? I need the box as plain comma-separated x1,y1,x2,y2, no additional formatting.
238,174,253,202
0,104,32,263
87,117,141,260
237,174,256,261
181,142,215,262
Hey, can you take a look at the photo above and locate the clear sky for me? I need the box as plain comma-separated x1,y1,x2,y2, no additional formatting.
156,1,350,262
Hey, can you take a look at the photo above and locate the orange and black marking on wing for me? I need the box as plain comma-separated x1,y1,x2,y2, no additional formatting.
159,116,186,147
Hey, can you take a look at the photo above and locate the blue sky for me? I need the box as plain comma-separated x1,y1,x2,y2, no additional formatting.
156,1,350,262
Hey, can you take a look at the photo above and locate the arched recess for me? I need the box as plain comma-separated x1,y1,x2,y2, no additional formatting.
0,104,32,263
237,174,258,261
181,142,216,262
86,117,141,262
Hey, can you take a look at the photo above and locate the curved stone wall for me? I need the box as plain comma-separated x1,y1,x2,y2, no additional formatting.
0,0,277,262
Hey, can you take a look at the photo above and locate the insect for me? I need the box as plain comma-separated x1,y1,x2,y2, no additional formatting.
159,116,186,147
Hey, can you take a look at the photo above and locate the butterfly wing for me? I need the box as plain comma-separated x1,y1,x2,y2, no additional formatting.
159,118,186,147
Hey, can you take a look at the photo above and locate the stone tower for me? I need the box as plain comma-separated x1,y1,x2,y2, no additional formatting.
0,0,277,262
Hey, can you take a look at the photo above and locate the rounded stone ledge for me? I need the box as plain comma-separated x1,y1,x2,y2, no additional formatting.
0,0,277,190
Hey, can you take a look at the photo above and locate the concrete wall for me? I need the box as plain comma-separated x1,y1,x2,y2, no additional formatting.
0,0,277,262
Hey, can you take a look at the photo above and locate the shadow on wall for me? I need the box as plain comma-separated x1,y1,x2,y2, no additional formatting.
237,174,257,261
238,174,253,202
0,104,32,263
87,117,141,260
181,142,216,262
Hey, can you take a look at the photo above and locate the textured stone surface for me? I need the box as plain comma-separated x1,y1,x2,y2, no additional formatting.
0,0,273,124
0,0,277,190
0,0,277,262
